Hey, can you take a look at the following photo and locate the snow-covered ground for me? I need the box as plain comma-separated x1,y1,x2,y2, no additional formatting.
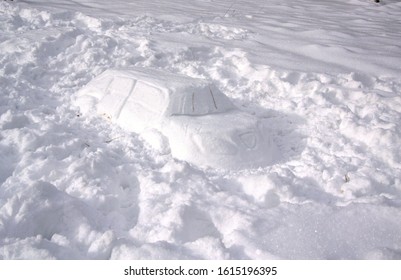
1,0,401,259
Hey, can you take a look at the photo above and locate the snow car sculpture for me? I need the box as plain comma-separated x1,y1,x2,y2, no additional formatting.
75,67,276,169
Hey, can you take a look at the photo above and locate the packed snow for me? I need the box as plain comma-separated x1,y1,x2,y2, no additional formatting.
1,0,401,259
75,67,277,169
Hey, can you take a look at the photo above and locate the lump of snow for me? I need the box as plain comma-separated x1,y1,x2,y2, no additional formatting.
74,67,277,169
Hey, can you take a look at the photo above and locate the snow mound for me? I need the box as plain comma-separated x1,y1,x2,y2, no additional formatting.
75,67,277,169
75,67,235,119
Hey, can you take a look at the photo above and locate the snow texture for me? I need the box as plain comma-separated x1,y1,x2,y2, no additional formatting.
1,0,401,259
75,67,277,169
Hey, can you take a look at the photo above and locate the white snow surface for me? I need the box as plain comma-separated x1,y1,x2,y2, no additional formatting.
74,67,276,169
1,0,401,259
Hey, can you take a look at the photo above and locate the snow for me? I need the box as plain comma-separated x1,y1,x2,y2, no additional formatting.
1,0,401,259
74,67,275,169
74,68,235,119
